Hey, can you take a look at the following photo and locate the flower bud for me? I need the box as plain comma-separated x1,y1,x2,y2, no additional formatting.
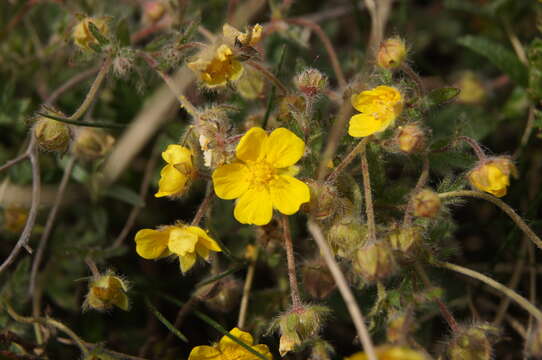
33,115,71,152
412,189,441,218
294,68,328,97
395,124,425,153
301,258,336,299
72,128,115,161
84,271,129,311
72,17,109,51
447,324,497,360
326,217,368,258
3,206,28,233
388,226,424,256
143,1,166,23
276,305,330,356
202,277,242,313
352,240,396,283
377,37,407,70
468,157,517,197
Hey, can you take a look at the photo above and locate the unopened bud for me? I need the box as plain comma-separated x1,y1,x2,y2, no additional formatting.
72,128,115,160
412,189,441,218
294,68,328,97
202,277,242,313
3,206,28,233
388,226,424,256
84,271,129,311
143,1,166,23
302,258,336,299
468,157,517,198
447,324,498,360
33,115,71,152
396,124,425,153
326,217,368,258
377,37,407,70
352,240,396,283
72,17,109,51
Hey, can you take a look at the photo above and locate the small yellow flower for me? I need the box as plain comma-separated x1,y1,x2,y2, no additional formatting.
222,23,263,47
134,224,221,273
468,157,517,197
84,271,129,311
377,37,407,70
212,127,310,226
188,328,272,360
155,145,195,198
345,346,426,360
72,17,108,51
188,44,244,87
348,86,403,138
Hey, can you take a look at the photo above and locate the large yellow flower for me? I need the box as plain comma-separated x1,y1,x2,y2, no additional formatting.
155,144,195,198
212,127,310,226
134,225,221,273
468,157,516,197
348,86,403,138
189,328,272,360
188,44,244,87
345,346,426,360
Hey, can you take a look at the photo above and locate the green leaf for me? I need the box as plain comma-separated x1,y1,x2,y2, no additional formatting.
458,35,528,87
104,185,144,207
88,21,110,46
426,87,461,107
115,18,131,47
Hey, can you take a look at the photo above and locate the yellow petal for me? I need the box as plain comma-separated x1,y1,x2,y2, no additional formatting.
168,227,199,256
270,175,310,215
112,292,130,311
179,252,197,273
234,188,273,225
348,113,386,138
212,162,250,200
219,328,254,349
162,144,192,165
196,243,210,260
186,226,222,252
155,164,188,198
188,345,221,360
236,127,267,162
134,228,170,259
264,128,305,168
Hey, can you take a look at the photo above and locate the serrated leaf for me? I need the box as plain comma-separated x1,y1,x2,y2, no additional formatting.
115,18,131,47
458,35,528,86
426,87,461,107
104,185,144,207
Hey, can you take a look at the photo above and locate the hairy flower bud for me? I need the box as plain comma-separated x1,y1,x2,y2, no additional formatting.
377,37,407,70
33,115,71,152
412,189,441,218
72,17,109,51
84,271,129,311
395,124,425,153
72,128,115,161
275,305,330,356
294,68,328,97
468,157,517,197
388,226,424,256
302,258,336,299
326,217,368,258
447,324,498,360
352,240,396,283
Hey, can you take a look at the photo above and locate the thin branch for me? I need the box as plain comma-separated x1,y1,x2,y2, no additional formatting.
326,139,367,183
29,157,76,295
513,105,535,159
44,65,101,106
438,190,542,251
191,183,214,226
438,261,542,322
284,18,347,89
280,215,302,308
0,152,29,173
237,248,258,329
359,138,376,242
307,221,377,360
456,136,486,160
0,139,40,274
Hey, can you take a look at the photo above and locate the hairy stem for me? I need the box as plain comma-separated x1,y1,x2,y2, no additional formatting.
191,183,214,226
359,138,376,242
456,136,486,160
438,190,542,251
307,220,377,360
326,138,367,183
281,215,302,307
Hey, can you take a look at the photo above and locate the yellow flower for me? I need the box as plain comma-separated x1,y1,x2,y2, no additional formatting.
345,346,426,360
84,271,129,311
189,328,272,360
223,23,263,47
212,127,310,226
155,145,195,198
348,86,403,138
188,44,244,87
134,225,221,273
468,157,517,197
72,17,108,51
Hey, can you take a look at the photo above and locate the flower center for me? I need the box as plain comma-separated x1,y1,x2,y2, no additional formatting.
248,161,276,188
